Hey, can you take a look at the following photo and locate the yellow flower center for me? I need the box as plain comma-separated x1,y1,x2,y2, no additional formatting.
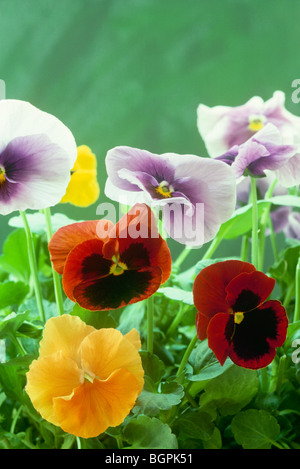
0,168,6,184
110,254,128,276
248,114,266,132
155,180,174,198
234,312,245,324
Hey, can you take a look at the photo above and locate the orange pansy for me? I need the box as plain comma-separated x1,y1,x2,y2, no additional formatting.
26,315,144,439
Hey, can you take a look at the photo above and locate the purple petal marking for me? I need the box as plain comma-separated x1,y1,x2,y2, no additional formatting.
106,146,175,192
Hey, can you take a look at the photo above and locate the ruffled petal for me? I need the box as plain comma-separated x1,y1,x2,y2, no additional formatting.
38,314,95,366
80,328,144,392
25,351,84,427
52,368,140,439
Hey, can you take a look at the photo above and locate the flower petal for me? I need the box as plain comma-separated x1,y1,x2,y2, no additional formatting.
25,351,84,427
225,271,275,312
206,312,233,366
49,220,112,274
72,265,162,310
193,260,256,330
80,327,144,392
52,369,140,439
228,300,288,369
38,315,95,366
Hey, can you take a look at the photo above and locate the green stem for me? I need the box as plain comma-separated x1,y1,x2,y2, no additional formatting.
173,246,192,270
10,405,23,434
147,295,154,354
258,178,277,271
276,354,287,395
19,211,45,322
166,304,190,337
250,177,259,269
176,333,198,383
43,208,65,316
9,334,27,356
293,257,300,323
259,367,269,393
240,235,249,262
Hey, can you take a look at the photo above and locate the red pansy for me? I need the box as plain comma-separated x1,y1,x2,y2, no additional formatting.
49,204,171,310
193,260,288,370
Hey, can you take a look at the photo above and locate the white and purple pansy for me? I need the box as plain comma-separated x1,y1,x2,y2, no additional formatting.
215,123,299,186
0,99,77,215
197,90,300,157
104,146,237,246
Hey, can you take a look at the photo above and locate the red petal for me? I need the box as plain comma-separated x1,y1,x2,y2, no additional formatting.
62,238,110,301
193,260,256,320
206,312,233,365
195,312,211,340
226,271,275,312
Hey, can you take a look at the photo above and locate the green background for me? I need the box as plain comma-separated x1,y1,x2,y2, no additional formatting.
1,0,299,266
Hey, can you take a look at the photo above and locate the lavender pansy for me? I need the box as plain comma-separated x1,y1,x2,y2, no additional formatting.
105,146,236,246
215,124,298,186
0,100,77,215
197,90,300,157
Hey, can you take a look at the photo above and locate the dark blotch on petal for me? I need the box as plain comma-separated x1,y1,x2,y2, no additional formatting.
231,306,278,361
231,288,261,313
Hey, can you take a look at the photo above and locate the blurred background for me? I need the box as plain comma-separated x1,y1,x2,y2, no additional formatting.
1,0,299,268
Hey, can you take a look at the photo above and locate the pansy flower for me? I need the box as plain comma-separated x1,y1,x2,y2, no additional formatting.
0,99,77,215
215,123,298,186
104,146,236,246
193,260,288,369
60,145,100,207
48,203,172,310
26,314,144,438
197,90,300,157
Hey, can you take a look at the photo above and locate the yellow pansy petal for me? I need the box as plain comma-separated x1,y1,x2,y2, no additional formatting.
74,145,97,171
25,351,84,426
80,328,144,392
53,368,140,439
61,170,100,207
39,315,95,366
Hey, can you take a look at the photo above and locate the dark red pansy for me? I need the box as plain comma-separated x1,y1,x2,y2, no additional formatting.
48,204,171,310
193,260,288,370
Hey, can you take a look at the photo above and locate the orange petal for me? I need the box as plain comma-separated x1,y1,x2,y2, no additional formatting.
53,368,140,439
25,351,84,427
125,328,142,351
48,220,100,274
38,315,95,366
80,328,144,392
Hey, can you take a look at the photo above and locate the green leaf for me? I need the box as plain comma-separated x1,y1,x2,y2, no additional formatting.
132,378,184,416
0,281,29,310
269,244,300,286
217,200,270,240
0,311,30,340
117,301,145,335
71,303,117,329
157,287,194,305
123,415,178,449
199,365,259,416
188,339,233,382
139,351,165,384
269,195,300,208
0,229,36,283
174,409,215,441
231,409,280,449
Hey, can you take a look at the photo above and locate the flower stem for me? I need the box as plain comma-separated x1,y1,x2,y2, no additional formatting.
293,257,300,323
276,354,287,395
43,208,65,316
173,246,192,270
250,177,259,270
166,304,190,337
176,333,198,383
147,295,154,354
19,210,45,322
258,178,277,271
